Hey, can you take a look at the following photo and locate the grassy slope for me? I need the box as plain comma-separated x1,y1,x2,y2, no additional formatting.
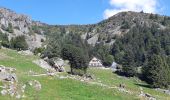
0,48,169,100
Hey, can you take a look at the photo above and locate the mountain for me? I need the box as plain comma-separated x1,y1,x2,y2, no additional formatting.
33,11,168,47
0,7,169,50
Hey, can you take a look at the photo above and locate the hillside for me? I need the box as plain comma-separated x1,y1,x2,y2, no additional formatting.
0,8,168,49
0,7,170,100
34,11,168,46
0,48,169,100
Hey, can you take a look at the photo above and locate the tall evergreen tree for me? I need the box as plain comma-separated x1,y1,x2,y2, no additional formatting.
61,44,89,75
143,54,169,88
122,49,137,77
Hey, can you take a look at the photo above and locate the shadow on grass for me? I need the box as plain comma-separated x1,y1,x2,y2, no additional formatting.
135,83,152,89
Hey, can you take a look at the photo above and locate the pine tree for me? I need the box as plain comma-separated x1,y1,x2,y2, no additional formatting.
143,54,169,88
61,44,88,75
122,49,137,77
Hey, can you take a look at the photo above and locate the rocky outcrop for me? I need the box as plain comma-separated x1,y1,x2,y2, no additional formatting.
33,59,54,70
0,65,17,81
0,65,42,99
0,65,23,99
0,8,31,34
49,57,65,72
0,7,46,50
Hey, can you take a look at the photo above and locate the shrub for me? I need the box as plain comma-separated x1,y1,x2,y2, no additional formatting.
10,35,28,50
33,47,45,55
6,23,14,33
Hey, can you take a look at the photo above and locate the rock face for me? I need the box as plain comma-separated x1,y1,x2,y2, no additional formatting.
0,7,46,50
84,11,167,46
0,8,32,34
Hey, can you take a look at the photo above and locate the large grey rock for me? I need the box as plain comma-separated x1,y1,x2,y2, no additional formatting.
0,8,31,34
49,57,65,72
0,65,17,81
87,34,99,46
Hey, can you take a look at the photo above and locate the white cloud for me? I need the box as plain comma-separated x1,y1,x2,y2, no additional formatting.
104,0,159,19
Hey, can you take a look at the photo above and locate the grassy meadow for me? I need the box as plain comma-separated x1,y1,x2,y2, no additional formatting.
0,48,169,100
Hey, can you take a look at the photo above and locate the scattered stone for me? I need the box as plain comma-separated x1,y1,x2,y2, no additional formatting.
155,88,170,95
47,72,55,76
0,66,26,99
0,65,17,82
0,81,24,99
85,74,93,80
21,84,26,93
28,80,41,91
18,50,33,56
58,76,68,79
1,89,7,95
139,87,156,100
16,94,21,99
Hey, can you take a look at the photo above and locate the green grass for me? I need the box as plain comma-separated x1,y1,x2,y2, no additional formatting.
88,68,170,100
0,48,169,100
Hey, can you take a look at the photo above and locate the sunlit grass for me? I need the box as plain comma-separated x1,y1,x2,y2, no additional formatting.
0,48,169,100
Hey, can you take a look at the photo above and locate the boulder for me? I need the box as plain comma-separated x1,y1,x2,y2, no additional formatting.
0,71,17,82
48,57,65,72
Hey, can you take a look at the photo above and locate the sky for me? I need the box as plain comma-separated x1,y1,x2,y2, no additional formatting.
0,0,169,25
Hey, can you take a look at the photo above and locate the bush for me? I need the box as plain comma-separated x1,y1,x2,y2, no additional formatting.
6,23,14,33
33,47,45,55
0,32,10,48
121,20,130,29
103,55,114,67
10,35,28,50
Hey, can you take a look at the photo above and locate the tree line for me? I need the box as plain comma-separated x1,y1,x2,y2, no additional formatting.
0,31,28,50
112,23,170,88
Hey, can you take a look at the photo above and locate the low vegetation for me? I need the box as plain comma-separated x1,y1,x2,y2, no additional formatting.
10,35,28,50
0,33,28,50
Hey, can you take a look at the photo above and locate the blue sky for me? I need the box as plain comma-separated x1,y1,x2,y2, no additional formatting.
0,0,169,25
